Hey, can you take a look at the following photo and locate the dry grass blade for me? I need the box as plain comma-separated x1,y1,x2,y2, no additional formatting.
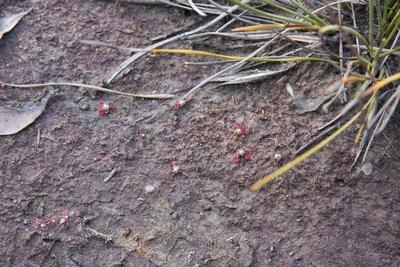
186,0,207,16
283,33,320,44
232,23,319,32
312,0,366,14
208,0,258,25
179,36,280,103
232,23,286,31
118,0,161,4
366,85,400,134
0,82,173,99
104,0,252,85
250,108,365,191
150,48,337,64
375,87,400,134
211,63,296,85
79,39,144,53
363,72,400,96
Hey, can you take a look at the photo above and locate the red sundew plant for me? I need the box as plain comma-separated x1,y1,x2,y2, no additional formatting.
168,161,180,173
93,155,102,161
35,217,56,231
231,155,241,164
97,99,116,116
234,123,249,136
59,209,70,225
35,209,72,231
242,151,253,160
174,100,184,111
138,128,147,138
231,149,252,164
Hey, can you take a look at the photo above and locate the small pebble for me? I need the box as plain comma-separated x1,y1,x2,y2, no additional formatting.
78,100,90,111
145,185,155,193
361,162,373,176
294,256,303,261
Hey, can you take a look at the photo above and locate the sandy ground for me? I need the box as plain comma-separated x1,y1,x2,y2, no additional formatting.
1,1,400,266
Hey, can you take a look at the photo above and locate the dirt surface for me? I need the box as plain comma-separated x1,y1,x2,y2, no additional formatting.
1,1,400,266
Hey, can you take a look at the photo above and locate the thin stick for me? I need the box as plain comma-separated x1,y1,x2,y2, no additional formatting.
337,3,344,74
347,44,400,57
118,0,161,4
350,3,360,54
36,128,41,149
184,60,237,65
312,0,365,14
103,168,119,183
208,0,257,26
79,40,145,53
0,82,173,99
151,19,207,42
187,31,276,41
187,0,207,16
380,30,400,68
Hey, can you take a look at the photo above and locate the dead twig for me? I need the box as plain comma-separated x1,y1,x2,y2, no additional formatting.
104,168,119,183
0,81,173,99
187,0,207,16
36,128,41,149
79,39,144,53
208,0,257,25
117,0,161,5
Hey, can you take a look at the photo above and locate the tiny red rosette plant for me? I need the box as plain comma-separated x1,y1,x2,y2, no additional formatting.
97,99,116,116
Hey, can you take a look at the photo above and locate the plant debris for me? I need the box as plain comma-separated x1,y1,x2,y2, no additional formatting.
0,94,50,136
0,8,32,40
292,94,335,115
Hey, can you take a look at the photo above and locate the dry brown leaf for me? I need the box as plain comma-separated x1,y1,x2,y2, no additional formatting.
0,8,32,40
292,93,335,115
0,95,49,135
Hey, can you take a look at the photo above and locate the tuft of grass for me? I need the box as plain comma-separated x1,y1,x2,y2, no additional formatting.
134,0,400,191
233,0,400,190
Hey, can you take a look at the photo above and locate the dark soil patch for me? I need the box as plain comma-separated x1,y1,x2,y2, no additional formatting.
1,1,400,266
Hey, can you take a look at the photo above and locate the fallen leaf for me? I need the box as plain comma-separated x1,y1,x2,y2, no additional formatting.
0,8,32,40
292,93,335,115
0,95,49,135
286,83,295,99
